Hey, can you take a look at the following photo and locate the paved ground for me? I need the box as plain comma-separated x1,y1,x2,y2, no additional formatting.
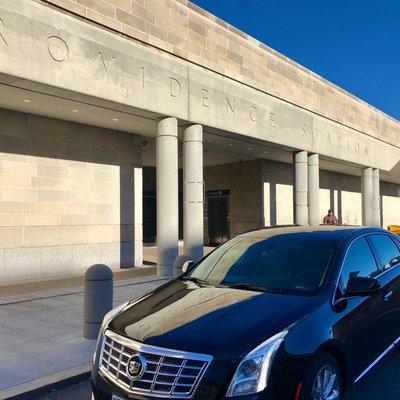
0,274,168,397
0,242,215,398
31,348,400,399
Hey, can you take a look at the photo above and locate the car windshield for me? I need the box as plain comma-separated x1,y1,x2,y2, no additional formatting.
184,233,339,295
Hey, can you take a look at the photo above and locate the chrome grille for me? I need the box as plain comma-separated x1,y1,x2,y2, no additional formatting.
100,330,212,398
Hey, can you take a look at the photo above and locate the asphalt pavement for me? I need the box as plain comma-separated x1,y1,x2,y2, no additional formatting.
31,348,400,400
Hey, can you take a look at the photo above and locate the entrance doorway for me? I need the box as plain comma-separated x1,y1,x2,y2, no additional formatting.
208,196,229,245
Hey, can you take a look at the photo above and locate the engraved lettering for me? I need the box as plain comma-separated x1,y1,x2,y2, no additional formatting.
364,145,369,155
249,106,257,122
326,133,332,144
269,112,276,128
202,89,209,108
337,136,342,147
314,128,320,141
301,124,307,137
98,52,116,73
226,97,235,114
169,77,181,97
47,36,69,62
354,142,360,153
0,18,8,47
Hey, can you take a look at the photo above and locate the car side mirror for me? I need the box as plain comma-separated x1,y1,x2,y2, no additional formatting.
182,260,195,273
345,276,381,297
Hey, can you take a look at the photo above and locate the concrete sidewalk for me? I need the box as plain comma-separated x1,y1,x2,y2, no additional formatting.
0,273,169,399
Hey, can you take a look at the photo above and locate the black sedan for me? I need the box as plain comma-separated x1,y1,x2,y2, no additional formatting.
91,226,400,400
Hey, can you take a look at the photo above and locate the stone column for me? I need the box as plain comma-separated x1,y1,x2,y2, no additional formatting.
157,117,179,276
134,167,143,266
183,125,204,264
308,153,320,226
362,167,373,226
372,168,381,227
294,151,308,226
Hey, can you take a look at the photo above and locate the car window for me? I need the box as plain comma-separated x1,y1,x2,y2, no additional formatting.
186,233,339,295
368,234,400,272
339,237,378,293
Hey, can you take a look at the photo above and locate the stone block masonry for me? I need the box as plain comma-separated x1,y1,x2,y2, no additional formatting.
42,0,400,148
0,109,142,282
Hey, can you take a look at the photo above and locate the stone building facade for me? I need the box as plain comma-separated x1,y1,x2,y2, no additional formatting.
0,0,399,282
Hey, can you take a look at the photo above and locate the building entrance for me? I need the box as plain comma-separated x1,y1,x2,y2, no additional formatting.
207,194,229,245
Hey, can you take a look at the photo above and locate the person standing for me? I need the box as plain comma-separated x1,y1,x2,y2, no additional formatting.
323,209,338,225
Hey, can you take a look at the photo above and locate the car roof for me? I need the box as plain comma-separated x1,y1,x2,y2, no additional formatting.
237,225,385,240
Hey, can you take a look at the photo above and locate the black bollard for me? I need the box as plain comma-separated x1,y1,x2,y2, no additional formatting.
83,264,113,340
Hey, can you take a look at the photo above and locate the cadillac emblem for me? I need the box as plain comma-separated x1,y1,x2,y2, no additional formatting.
126,353,146,381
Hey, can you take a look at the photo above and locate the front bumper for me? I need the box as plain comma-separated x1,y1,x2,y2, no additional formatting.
91,331,301,400
92,361,299,400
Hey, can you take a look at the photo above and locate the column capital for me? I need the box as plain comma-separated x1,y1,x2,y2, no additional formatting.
294,150,308,164
307,153,319,166
157,117,178,138
184,124,203,143
362,166,373,177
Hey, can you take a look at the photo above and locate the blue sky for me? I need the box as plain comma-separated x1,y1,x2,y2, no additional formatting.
191,0,400,121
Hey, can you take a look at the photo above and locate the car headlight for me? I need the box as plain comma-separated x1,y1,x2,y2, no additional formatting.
226,330,288,397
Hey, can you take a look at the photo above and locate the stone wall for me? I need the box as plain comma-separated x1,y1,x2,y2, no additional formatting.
0,108,142,282
41,0,400,147
206,159,400,233
204,160,263,239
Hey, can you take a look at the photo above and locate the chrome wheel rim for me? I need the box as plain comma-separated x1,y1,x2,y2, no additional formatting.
311,365,340,400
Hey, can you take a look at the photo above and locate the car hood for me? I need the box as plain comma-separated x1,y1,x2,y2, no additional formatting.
109,279,318,360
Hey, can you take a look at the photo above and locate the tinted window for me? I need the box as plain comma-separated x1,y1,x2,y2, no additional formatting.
339,237,378,292
369,234,400,272
187,233,339,295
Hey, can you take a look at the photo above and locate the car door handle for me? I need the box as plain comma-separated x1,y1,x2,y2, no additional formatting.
383,290,394,302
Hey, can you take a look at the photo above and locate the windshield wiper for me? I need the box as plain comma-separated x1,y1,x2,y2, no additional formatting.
181,276,208,285
222,283,284,294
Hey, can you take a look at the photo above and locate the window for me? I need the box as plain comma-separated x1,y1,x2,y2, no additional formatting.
187,233,339,295
369,234,400,272
339,237,378,293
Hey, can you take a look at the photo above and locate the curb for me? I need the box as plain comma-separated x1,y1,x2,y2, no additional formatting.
0,363,91,400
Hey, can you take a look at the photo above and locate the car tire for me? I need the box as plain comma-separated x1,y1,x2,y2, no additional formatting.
300,353,343,400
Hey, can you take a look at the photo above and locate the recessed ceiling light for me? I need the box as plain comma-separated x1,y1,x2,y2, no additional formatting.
228,143,234,146
112,118,119,122
264,150,269,154
247,147,253,150
22,99,32,103
72,109,79,113
206,139,213,142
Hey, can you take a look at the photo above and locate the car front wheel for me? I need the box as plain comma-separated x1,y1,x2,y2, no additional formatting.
301,353,343,400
